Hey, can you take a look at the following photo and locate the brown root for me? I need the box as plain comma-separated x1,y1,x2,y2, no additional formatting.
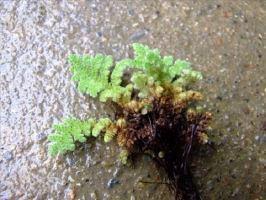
117,94,212,200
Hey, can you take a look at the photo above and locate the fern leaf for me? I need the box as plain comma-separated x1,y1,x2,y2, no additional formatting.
104,129,117,142
133,43,146,60
119,149,129,165
92,118,111,137
48,118,97,156
48,133,75,156
168,60,191,78
69,54,113,97
48,43,205,158
111,59,131,86
163,56,174,67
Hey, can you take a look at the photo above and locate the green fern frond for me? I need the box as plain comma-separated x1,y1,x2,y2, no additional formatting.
111,59,131,86
168,60,191,78
68,44,202,103
48,133,75,156
104,129,117,142
163,56,174,67
69,54,113,97
131,73,155,98
129,44,202,92
48,43,205,157
172,69,203,88
99,86,124,102
48,118,111,156
119,149,129,165
92,118,112,137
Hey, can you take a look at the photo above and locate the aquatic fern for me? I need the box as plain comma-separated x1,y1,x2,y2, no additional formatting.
48,44,205,156
48,43,206,156
69,54,133,104
47,43,213,200
68,44,202,104
119,149,129,165
69,54,113,97
111,59,131,86
129,43,202,96
91,118,112,137
48,118,114,156
104,128,117,143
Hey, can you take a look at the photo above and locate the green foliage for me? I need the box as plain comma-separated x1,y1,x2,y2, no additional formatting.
69,54,133,103
131,73,154,98
104,129,117,143
91,118,111,137
69,54,113,98
119,149,129,165
111,59,131,86
48,43,204,156
68,43,202,103
129,43,202,97
48,118,112,156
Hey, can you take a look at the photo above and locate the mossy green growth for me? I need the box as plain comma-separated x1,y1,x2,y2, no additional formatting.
48,43,203,156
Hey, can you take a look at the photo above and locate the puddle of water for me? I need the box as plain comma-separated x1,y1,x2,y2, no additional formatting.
1,0,266,199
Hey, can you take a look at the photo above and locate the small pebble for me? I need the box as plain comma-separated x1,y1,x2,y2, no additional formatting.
37,153,44,161
102,37,108,42
242,106,250,114
215,4,221,9
261,120,266,130
66,157,75,165
64,187,76,200
84,178,89,182
127,32,146,41
68,175,75,182
96,32,102,37
31,163,38,170
206,180,214,192
184,42,189,47
102,161,112,167
34,65,45,73
217,38,222,45
107,178,120,188
4,151,13,160
130,196,136,200
255,135,260,141
152,14,158,20
90,192,97,199
113,168,121,177
91,5,98,12
231,174,237,179
36,132,46,141
128,8,134,15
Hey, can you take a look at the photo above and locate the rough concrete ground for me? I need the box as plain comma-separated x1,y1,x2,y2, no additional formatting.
1,0,265,199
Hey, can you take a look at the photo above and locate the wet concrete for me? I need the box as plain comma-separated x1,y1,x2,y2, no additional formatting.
0,0,266,199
